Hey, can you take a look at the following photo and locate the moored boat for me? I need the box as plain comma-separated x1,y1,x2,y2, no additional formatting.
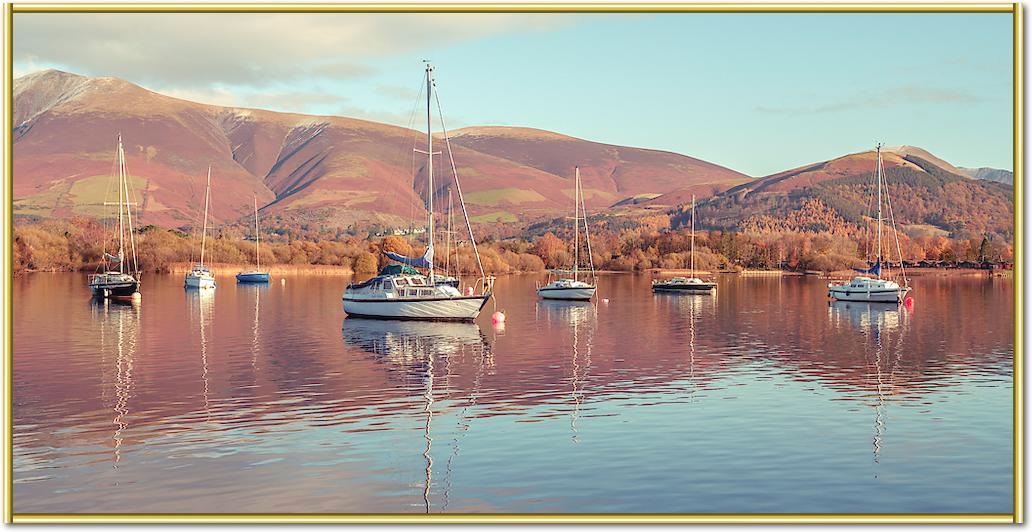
652,276,716,293
89,134,141,301
828,144,911,304
237,196,270,284
342,62,492,321
538,167,597,301
185,166,216,290
652,195,715,294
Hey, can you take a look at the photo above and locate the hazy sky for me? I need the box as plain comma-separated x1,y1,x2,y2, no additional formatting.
14,12,1014,175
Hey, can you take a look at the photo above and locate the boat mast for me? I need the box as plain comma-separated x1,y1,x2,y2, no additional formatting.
120,137,139,276
876,143,883,279
691,194,696,278
254,196,260,271
579,173,597,285
426,63,435,284
116,134,125,274
573,167,580,282
445,189,453,276
200,166,211,268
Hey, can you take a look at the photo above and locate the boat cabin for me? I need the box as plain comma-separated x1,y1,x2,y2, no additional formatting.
347,265,463,300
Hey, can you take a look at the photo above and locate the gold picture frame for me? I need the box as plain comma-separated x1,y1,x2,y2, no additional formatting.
3,2,1023,524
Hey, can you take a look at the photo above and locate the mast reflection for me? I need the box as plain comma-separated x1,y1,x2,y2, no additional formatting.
342,318,490,513
828,301,909,471
90,298,141,469
536,300,597,442
187,289,215,422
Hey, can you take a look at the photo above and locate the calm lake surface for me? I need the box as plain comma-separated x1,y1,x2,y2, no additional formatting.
13,272,1013,514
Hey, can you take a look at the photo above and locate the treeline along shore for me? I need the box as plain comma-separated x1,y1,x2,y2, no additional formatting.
13,216,1014,276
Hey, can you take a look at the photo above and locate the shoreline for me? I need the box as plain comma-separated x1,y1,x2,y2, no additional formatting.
15,265,1012,278
166,262,354,276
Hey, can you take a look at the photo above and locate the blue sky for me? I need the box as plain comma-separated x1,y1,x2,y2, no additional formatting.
15,12,1014,176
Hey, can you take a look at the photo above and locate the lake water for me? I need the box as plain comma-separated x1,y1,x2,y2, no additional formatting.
12,272,1014,514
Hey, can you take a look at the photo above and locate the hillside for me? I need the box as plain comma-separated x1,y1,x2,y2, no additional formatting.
960,166,1014,185
13,70,751,230
686,148,1013,241
448,126,750,207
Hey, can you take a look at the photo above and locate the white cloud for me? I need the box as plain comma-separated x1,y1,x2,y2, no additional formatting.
755,85,981,114
13,13,569,91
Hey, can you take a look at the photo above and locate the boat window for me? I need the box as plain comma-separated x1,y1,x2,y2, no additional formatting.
396,279,408,287
421,289,432,297
382,280,394,290
410,277,424,286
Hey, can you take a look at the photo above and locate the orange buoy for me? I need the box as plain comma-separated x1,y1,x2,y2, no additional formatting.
492,311,506,324
466,286,474,296
904,296,914,310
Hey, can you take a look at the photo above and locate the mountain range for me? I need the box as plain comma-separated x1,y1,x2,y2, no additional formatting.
13,69,750,229
13,69,1014,239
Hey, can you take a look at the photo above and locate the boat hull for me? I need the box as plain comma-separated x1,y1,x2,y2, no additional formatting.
652,283,716,293
537,286,596,301
829,286,909,303
90,280,140,300
185,275,216,289
342,294,491,321
236,272,270,283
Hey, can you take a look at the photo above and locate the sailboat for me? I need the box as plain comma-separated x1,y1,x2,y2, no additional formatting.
184,166,217,289
342,62,492,321
537,167,597,301
828,144,911,303
652,195,716,293
237,197,270,283
88,134,142,301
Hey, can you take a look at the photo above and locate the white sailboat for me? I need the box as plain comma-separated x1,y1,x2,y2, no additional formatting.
828,143,911,303
185,166,216,289
88,134,142,300
537,167,597,301
342,63,492,321
652,195,716,293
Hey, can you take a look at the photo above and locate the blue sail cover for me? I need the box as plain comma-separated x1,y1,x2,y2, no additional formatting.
853,259,881,276
384,245,434,270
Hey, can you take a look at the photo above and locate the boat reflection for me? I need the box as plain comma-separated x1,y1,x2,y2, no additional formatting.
342,318,491,513
828,300,910,470
536,300,597,441
186,288,215,422
89,298,141,469
343,319,490,371
828,300,905,332
238,283,267,372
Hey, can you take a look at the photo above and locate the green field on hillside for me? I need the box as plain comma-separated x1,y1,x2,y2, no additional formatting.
471,211,518,223
14,174,148,219
463,188,546,206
